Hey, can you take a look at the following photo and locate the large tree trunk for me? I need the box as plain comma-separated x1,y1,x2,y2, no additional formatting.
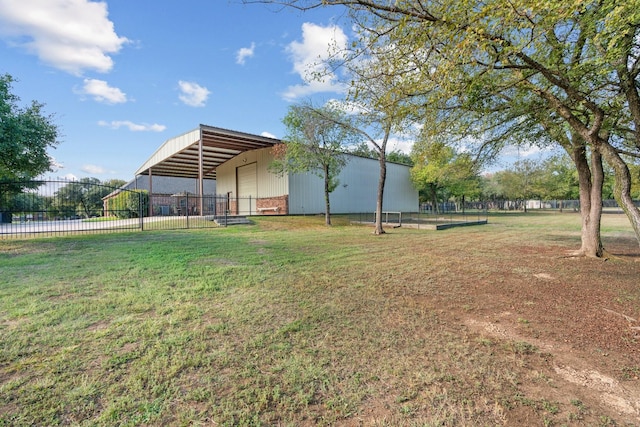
598,140,640,247
536,88,629,256
323,164,331,226
428,183,438,214
572,143,604,257
374,153,386,235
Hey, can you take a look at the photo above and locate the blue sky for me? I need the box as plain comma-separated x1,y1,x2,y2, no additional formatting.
0,0,366,181
0,0,547,182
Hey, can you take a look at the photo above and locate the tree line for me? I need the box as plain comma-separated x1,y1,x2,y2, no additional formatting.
0,178,140,222
274,102,638,217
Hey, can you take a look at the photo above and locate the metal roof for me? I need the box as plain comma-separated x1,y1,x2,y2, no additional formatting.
135,124,280,179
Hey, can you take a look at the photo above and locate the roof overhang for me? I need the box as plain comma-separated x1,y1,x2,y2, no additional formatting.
135,124,280,179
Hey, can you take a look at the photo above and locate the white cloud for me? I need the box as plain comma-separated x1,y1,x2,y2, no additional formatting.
48,156,63,172
78,79,127,104
236,42,255,65
501,144,551,159
98,120,166,132
282,79,347,101
261,131,277,139
0,0,129,75
81,164,107,174
354,137,414,155
387,137,414,154
283,22,348,101
178,80,210,107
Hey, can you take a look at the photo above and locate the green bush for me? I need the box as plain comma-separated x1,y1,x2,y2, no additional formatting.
108,190,148,218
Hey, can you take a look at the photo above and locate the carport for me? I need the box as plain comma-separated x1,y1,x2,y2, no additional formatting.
135,125,279,215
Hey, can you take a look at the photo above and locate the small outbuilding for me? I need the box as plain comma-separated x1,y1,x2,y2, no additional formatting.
135,124,418,216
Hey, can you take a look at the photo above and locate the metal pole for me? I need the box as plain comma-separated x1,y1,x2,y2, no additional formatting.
139,190,144,231
198,126,204,216
148,169,153,218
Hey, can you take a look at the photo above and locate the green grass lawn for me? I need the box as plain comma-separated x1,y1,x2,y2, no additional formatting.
0,212,637,426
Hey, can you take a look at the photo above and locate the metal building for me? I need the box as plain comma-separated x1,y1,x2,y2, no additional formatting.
135,124,418,216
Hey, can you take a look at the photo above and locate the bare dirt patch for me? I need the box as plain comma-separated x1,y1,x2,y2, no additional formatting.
418,229,640,425
466,316,640,421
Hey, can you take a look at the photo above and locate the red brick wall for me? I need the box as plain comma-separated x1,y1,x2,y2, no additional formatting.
256,195,288,215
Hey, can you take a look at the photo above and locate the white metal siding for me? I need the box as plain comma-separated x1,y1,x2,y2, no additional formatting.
255,148,288,197
288,172,326,214
288,155,418,214
217,150,417,214
382,162,419,211
216,147,288,197
237,163,257,213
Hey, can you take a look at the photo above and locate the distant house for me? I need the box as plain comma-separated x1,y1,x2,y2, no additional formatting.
133,124,418,216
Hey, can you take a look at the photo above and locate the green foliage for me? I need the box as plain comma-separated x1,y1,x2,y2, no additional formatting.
349,141,377,159
0,74,58,183
272,102,358,181
0,179,135,222
536,155,580,201
350,143,412,165
386,150,413,166
108,189,148,218
492,160,545,202
53,178,130,218
626,162,640,200
271,102,359,224
103,179,127,189
297,0,640,241
3,190,48,213
411,136,482,210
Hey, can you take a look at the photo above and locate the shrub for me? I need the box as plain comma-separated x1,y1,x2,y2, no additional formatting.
108,190,148,218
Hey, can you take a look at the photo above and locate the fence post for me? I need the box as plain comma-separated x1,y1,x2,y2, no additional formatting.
139,191,144,231
224,197,228,227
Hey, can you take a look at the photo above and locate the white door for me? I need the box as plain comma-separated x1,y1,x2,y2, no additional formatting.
237,163,257,214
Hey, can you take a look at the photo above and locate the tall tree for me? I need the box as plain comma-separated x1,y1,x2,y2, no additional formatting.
53,178,126,218
246,0,640,256
386,150,413,166
339,60,414,234
411,138,481,213
537,155,580,210
494,160,544,212
0,74,58,183
270,102,358,225
294,96,409,234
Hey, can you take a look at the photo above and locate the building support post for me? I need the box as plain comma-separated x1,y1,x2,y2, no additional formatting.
198,126,204,216
148,168,153,217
